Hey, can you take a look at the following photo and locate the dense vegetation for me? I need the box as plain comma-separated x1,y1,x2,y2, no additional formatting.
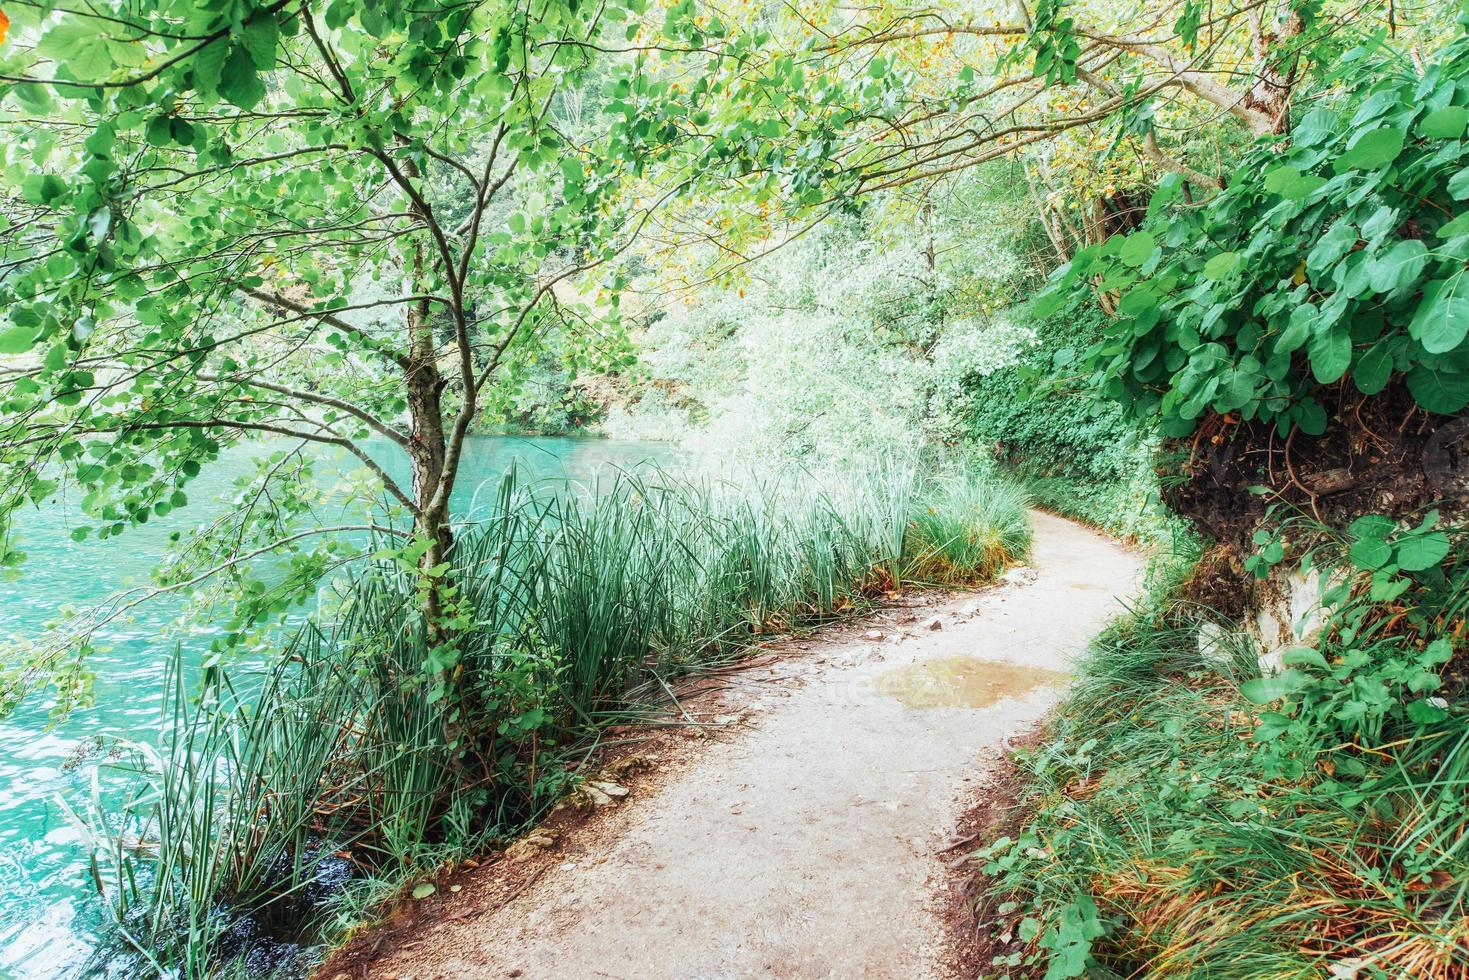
966,19,1469,980
77,465,1028,974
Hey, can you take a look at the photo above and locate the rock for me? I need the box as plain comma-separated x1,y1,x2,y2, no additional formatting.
862,629,885,641
587,779,629,799
505,829,557,861
923,616,943,631
1001,566,1037,586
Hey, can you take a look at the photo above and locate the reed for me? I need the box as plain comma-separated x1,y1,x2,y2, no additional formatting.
83,462,1030,975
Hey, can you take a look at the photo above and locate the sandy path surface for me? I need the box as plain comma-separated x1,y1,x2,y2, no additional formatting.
346,512,1141,980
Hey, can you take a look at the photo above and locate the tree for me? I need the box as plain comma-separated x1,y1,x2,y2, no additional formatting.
624,0,1443,288
0,0,714,705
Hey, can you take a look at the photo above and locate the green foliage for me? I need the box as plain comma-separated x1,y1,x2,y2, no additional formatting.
610,192,1034,464
959,301,1182,545
1043,20,1469,438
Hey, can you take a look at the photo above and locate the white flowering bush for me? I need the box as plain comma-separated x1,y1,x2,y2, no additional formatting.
607,188,1035,465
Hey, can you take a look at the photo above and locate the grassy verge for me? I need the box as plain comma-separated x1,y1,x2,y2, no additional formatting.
78,462,1030,977
971,515,1469,979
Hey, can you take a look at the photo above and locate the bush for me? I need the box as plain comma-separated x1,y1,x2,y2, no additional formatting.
1044,21,1469,438
959,303,1182,545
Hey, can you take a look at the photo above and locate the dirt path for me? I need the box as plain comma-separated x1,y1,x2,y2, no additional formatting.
334,512,1141,980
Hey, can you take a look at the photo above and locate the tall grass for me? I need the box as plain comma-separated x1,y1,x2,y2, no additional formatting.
973,545,1469,979
82,462,1030,976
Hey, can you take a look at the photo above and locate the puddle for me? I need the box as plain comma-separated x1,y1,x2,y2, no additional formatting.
871,657,1068,709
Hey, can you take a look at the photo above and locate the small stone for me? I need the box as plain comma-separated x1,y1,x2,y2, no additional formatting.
587,779,629,798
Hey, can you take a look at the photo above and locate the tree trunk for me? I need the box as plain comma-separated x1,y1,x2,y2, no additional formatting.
405,348,454,624
1242,3,1304,135
402,223,457,637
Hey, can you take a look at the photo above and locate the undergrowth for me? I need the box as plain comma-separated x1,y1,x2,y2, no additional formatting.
973,512,1469,979
74,462,1029,977
961,301,1188,550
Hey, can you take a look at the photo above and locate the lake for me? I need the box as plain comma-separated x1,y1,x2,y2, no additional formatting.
0,436,671,979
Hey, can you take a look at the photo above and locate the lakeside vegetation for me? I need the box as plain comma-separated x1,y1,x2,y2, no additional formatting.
79,464,1029,975
2,0,1469,975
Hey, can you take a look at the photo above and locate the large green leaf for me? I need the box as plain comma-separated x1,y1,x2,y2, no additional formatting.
1409,278,1469,353
1406,361,1469,413
38,18,115,79
1367,239,1428,294
1119,231,1156,268
1449,167,1469,201
1335,127,1406,171
1276,303,1316,353
238,14,280,70
1353,342,1394,394
1348,535,1392,570
1420,105,1469,139
1396,531,1450,571
0,326,37,355
217,45,266,110
1308,325,1351,383
1241,670,1308,704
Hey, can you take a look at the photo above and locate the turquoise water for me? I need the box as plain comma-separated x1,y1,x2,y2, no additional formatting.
0,436,669,979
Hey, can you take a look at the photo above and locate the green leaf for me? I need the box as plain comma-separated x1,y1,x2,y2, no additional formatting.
1354,342,1394,394
1335,127,1406,171
1449,168,1469,201
0,326,37,355
1420,105,1469,139
1280,646,1330,670
1406,361,1469,413
1308,325,1351,383
1277,304,1316,353
1119,231,1156,268
1349,514,1396,541
1409,278,1469,354
1405,700,1448,724
217,45,266,110
9,83,54,114
410,882,436,900
1241,670,1308,704
21,173,67,205
1370,570,1411,602
1440,211,1469,239
1281,173,1327,200
1264,166,1300,193
193,38,229,91
39,18,115,79
1348,535,1393,570
1203,252,1237,280
1395,531,1449,571
1367,239,1428,294
1296,398,1327,435
238,13,280,70
1306,221,1357,272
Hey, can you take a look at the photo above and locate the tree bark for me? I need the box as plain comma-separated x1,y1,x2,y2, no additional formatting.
1242,4,1304,136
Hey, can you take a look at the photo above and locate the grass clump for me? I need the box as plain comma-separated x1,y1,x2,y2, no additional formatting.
80,462,1029,976
972,516,1469,979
